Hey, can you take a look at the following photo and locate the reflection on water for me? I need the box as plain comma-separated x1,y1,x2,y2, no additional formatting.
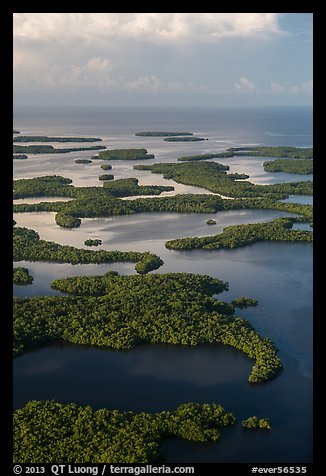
13,343,253,410
14,341,312,462
12,106,313,463
13,208,301,253
13,197,74,205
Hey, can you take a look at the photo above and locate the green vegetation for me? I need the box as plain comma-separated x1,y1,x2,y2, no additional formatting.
75,159,92,164
177,152,235,161
13,271,282,382
13,145,106,154
206,219,216,225
100,164,112,170
231,297,258,308
13,226,163,274
84,239,102,247
13,176,313,225
135,132,193,137
13,179,313,227
55,212,81,228
165,218,312,251
13,400,236,463
102,178,174,197
13,267,33,285
13,136,102,143
99,174,114,181
241,416,271,430
13,176,75,199
12,175,175,203
134,162,312,198
263,159,313,175
13,154,28,160
228,146,313,160
164,136,206,142
94,148,154,161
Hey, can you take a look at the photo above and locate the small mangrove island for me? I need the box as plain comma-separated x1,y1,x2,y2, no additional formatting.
13,267,33,285
55,212,81,228
13,145,106,155
13,136,102,143
75,159,93,164
99,174,114,181
164,136,206,142
165,218,313,251
13,400,236,463
100,164,112,170
263,159,313,175
227,146,313,160
93,148,154,161
84,239,102,247
231,297,258,308
134,161,313,199
12,271,283,383
13,226,163,274
177,152,235,161
13,154,28,160
13,271,282,382
135,131,193,137
241,416,271,430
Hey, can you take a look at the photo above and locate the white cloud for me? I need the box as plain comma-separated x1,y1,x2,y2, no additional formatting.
13,13,284,45
14,55,114,89
234,76,258,93
270,81,286,93
14,56,208,95
270,80,313,94
125,75,208,94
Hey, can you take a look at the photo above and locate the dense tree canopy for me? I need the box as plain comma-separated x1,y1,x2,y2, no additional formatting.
93,148,154,160
263,159,313,175
227,146,313,160
231,297,258,308
13,226,163,274
55,212,81,228
84,239,102,247
165,218,313,251
13,271,282,383
13,400,236,463
177,152,235,161
241,416,271,430
134,162,312,198
13,145,106,154
13,176,313,228
99,174,114,181
13,267,33,285
102,178,174,197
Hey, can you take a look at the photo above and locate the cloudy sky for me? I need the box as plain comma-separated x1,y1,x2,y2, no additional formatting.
13,13,313,107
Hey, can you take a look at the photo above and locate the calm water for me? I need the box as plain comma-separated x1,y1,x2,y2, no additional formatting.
13,106,313,463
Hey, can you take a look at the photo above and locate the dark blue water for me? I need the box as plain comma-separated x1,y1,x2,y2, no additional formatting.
13,106,313,463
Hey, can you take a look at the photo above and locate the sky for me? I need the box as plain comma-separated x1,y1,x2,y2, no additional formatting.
13,13,313,108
